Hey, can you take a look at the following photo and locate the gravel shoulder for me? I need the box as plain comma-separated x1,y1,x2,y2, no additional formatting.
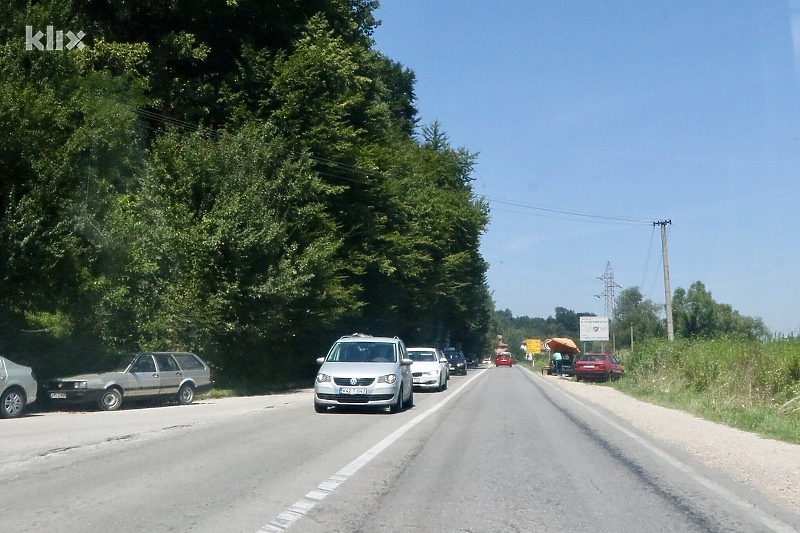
543,372,800,517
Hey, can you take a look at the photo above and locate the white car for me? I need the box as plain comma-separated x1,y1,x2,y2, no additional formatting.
0,356,38,419
407,347,449,392
314,334,414,413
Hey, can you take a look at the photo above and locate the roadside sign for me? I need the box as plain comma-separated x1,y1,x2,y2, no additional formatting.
580,316,609,341
525,338,541,354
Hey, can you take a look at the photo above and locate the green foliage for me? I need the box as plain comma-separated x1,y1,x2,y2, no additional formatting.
613,287,665,347
0,0,491,387
616,337,800,443
672,281,769,340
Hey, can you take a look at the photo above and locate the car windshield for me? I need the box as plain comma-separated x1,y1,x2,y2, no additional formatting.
327,342,397,363
582,355,606,362
408,350,437,362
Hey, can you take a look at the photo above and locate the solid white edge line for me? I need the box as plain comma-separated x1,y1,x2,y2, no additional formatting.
525,366,798,533
257,368,491,532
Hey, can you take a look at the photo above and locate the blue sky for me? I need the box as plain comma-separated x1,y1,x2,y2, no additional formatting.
372,1,800,335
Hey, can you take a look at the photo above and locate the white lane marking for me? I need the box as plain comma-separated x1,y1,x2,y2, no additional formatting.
527,367,798,533
258,369,490,532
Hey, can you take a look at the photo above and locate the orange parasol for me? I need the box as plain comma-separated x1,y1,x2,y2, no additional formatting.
546,337,580,354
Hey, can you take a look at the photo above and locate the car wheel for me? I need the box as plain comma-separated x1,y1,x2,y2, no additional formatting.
98,388,122,411
404,387,414,409
390,386,403,413
576,375,582,382
1,387,25,419
177,383,195,405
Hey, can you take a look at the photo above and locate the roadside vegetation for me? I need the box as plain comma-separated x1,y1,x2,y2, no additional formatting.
614,337,800,444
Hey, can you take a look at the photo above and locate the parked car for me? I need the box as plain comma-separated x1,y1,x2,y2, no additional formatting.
314,334,414,413
44,352,214,411
0,356,38,419
496,352,512,367
574,353,624,382
443,349,468,375
466,355,479,368
407,347,448,391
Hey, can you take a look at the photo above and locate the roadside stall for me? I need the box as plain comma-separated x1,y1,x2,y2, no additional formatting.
544,337,580,376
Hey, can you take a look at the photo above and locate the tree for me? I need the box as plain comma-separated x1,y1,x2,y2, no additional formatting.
613,287,665,347
672,281,769,340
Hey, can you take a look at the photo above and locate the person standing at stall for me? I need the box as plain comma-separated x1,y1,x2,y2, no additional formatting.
553,351,563,376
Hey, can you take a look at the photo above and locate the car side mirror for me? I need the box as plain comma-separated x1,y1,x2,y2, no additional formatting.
401,358,414,366
316,357,325,365
439,358,448,363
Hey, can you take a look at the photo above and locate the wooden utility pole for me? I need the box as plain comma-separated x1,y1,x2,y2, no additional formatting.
654,220,674,341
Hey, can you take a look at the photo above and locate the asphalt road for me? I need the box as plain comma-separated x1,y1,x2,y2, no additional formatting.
2,366,798,532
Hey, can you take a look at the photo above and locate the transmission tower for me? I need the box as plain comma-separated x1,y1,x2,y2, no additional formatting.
598,261,620,318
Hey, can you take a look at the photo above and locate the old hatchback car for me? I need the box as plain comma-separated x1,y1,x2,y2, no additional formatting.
574,353,624,382
0,356,38,419
496,352,512,367
45,352,214,411
407,347,448,392
314,334,414,413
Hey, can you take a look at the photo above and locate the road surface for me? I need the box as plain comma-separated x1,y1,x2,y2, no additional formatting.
1,365,798,532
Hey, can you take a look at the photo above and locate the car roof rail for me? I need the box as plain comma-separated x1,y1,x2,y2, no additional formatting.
340,333,372,339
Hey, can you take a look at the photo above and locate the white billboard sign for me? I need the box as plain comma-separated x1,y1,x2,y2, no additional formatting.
580,316,609,341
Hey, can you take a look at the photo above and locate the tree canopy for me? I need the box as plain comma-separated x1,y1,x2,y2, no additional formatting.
1,0,491,385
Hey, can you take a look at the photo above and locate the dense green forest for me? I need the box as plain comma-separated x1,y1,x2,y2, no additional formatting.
0,0,493,387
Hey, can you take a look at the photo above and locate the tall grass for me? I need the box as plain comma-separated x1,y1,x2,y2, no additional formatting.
614,337,800,444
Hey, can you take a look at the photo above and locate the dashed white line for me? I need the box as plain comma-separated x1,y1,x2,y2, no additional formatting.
257,369,489,532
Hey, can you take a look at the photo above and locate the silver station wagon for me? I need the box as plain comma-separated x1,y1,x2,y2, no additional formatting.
45,352,214,411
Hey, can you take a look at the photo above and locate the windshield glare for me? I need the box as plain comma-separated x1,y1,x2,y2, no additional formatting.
408,350,437,362
327,342,397,363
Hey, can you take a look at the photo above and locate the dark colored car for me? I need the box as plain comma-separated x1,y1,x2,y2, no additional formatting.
44,352,214,411
547,353,575,376
574,353,624,382
444,350,467,375
496,353,512,367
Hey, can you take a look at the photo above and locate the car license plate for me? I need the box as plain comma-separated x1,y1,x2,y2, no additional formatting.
584,365,595,369
338,387,367,395
413,378,421,383
50,392,67,399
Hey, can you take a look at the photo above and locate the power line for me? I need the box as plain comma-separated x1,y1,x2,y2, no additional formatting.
486,196,653,225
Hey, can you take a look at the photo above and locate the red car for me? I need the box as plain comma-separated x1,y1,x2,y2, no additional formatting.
574,353,623,382
495,353,512,367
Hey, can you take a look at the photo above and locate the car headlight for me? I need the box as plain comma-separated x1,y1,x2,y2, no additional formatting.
377,374,397,384
424,370,440,376
74,381,88,389
316,373,331,383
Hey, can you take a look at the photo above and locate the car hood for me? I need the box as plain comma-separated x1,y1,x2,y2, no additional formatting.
319,362,399,376
53,371,130,383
